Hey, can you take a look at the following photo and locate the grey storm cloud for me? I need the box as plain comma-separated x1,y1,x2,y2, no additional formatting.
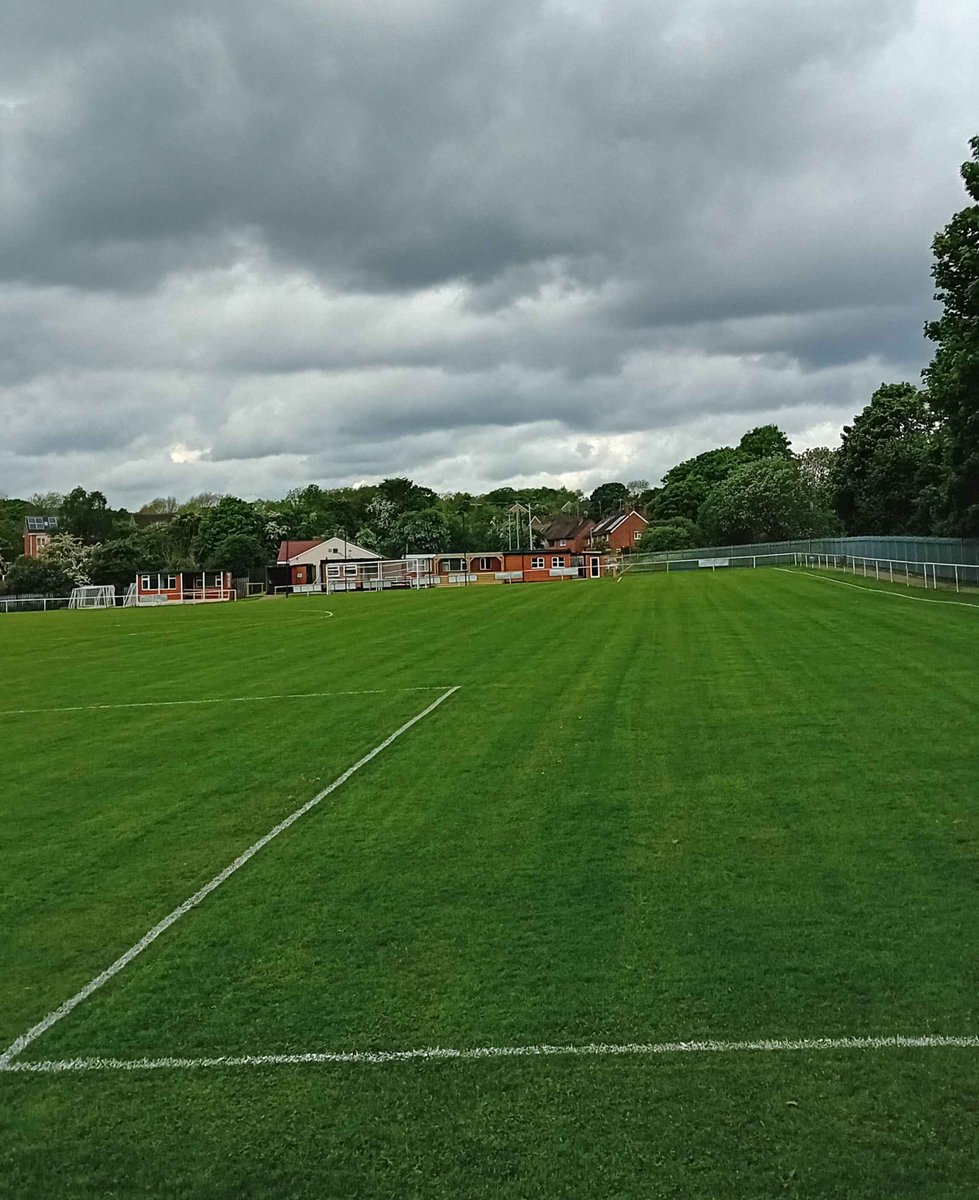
1,0,978,505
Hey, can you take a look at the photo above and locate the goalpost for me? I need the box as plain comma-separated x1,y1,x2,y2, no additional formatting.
68,585,116,610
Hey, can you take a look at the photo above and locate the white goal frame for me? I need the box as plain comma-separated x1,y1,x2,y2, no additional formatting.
68,585,116,610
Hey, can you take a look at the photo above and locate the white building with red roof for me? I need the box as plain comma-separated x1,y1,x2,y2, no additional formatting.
276,536,382,590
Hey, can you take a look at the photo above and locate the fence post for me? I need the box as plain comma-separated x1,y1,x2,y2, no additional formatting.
753,556,757,569
955,564,960,593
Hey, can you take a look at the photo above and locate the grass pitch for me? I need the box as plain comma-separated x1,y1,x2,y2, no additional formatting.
1,569,977,1198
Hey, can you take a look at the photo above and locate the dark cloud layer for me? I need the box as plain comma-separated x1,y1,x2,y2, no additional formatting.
1,0,977,504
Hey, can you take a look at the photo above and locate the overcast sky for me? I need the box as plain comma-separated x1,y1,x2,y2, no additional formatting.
2,0,977,506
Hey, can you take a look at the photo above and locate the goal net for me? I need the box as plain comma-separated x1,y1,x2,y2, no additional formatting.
68,585,116,609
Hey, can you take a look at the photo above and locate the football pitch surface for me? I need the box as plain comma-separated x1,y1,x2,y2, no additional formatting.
1,568,977,1198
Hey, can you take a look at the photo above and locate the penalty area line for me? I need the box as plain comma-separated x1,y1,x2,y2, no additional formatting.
774,567,979,609
0,686,460,1070
3,1034,978,1074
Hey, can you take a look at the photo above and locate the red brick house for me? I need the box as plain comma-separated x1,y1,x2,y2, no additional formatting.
589,510,648,553
23,515,59,558
539,515,595,554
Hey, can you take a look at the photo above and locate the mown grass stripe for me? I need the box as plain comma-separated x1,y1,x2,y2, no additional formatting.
0,687,460,1068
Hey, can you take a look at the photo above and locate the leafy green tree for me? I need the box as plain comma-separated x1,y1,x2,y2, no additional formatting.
637,519,702,552
739,425,793,461
168,510,202,565
354,526,381,552
2,556,74,596
377,477,437,512
654,447,745,521
924,135,979,533
0,498,32,565
392,508,450,554
699,458,827,544
589,482,629,518
60,487,117,544
832,383,939,534
194,497,267,565
798,447,836,507
89,528,172,593
206,532,269,575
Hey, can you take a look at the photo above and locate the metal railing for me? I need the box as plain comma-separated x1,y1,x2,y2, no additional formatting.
635,534,979,568
625,550,979,594
797,553,979,593
0,594,73,614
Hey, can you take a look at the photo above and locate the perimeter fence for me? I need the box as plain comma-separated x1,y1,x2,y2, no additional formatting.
626,535,979,591
0,594,72,614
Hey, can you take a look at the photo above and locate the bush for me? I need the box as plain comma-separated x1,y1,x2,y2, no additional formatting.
637,520,702,552
3,556,74,596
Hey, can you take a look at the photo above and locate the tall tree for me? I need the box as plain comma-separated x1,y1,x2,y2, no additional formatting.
832,383,939,534
60,487,116,544
699,458,830,544
924,135,979,533
653,447,744,521
738,425,793,461
194,497,269,568
377,477,438,512
589,482,629,518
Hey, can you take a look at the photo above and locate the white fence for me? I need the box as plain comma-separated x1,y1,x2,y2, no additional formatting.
0,594,73,614
624,550,979,593
798,553,979,593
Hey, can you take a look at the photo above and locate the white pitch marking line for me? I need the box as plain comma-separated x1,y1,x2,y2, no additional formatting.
774,567,979,609
0,686,455,719
0,687,460,1070
3,1034,977,1074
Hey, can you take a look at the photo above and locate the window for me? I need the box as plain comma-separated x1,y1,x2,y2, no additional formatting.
559,539,567,547
327,564,340,578
532,557,545,569
633,530,642,541
140,575,151,590
166,575,177,589
552,556,565,568
344,563,358,576
478,557,490,570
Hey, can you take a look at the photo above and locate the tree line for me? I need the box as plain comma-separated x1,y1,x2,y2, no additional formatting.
1,136,977,592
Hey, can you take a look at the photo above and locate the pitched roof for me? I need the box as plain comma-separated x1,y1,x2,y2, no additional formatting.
539,515,593,541
277,539,325,563
591,509,648,536
277,536,383,563
24,515,58,532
